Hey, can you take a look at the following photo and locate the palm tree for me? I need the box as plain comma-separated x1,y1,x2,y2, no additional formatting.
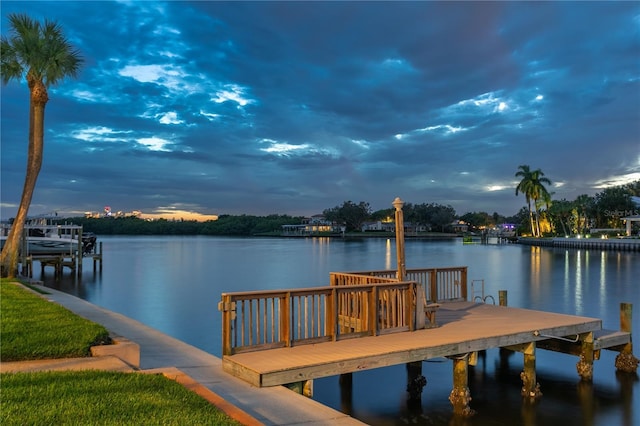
515,165,552,237
530,171,552,236
0,14,83,277
515,165,536,236
537,191,554,234
548,199,574,236
574,194,595,235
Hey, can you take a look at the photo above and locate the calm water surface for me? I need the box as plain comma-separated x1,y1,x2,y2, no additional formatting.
42,236,639,426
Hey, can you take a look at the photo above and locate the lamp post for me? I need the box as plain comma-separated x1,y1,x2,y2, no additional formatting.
393,197,406,281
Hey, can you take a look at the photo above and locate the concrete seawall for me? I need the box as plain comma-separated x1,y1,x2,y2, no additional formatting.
518,237,640,252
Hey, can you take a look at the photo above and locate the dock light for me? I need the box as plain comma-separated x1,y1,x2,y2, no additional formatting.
392,197,406,282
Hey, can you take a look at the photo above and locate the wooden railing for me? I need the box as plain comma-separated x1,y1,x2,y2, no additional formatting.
330,266,468,302
329,272,398,286
219,281,416,356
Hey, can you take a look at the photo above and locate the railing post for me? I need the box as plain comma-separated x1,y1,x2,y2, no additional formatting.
370,285,378,335
415,283,426,329
430,269,438,302
219,294,232,356
281,293,291,347
329,288,338,341
461,267,468,300
407,282,415,331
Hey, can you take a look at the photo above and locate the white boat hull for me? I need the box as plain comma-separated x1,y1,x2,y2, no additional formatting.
0,236,78,256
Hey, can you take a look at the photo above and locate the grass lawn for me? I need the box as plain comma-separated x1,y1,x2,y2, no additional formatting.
0,280,241,425
0,280,110,361
1,370,240,425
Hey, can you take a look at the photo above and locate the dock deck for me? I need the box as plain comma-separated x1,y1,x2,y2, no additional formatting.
223,302,621,387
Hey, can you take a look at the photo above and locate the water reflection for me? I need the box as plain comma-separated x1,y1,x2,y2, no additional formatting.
385,238,392,270
575,250,584,315
600,251,607,303
529,246,542,287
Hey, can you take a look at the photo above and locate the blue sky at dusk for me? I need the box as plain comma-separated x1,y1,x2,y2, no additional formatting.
1,1,639,220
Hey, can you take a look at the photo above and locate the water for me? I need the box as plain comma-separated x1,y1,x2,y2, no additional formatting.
40,236,639,426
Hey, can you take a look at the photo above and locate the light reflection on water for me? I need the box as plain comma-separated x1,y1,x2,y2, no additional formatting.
40,236,639,426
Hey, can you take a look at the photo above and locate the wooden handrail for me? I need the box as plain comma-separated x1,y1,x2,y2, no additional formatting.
220,281,416,355
330,266,468,302
221,267,468,356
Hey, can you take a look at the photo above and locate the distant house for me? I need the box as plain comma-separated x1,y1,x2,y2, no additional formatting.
361,221,384,232
405,222,429,233
281,224,308,235
451,220,469,234
361,221,428,233
282,215,342,236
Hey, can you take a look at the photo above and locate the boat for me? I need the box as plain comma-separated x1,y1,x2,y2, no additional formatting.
0,219,96,256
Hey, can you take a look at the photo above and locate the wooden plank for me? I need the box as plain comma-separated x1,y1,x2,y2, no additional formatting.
337,314,363,331
222,358,261,387
593,329,631,350
223,302,603,387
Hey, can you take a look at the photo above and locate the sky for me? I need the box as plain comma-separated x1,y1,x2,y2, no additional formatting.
1,1,639,221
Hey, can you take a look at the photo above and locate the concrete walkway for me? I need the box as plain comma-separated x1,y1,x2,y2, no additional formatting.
3,284,366,426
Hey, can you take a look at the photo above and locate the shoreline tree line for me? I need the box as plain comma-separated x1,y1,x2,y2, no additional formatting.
40,177,638,237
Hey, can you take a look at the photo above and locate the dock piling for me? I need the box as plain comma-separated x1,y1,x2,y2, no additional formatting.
576,332,595,381
76,225,83,276
615,303,639,373
92,242,103,273
498,290,508,307
339,373,353,414
448,354,475,416
520,342,542,399
284,380,313,398
406,361,426,408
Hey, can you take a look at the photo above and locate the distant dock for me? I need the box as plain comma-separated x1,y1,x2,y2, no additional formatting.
1,222,103,278
24,241,103,278
518,237,640,251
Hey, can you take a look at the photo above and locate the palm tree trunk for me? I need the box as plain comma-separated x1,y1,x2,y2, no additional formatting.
527,200,535,237
0,79,47,278
559,219,567,236
534,204,541,237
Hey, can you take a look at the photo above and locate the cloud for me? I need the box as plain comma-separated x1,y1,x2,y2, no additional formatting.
1,1,638,220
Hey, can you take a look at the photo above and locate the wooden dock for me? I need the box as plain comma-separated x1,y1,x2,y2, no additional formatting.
223,301,620,387
221,202,637,416
220,270,637,416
